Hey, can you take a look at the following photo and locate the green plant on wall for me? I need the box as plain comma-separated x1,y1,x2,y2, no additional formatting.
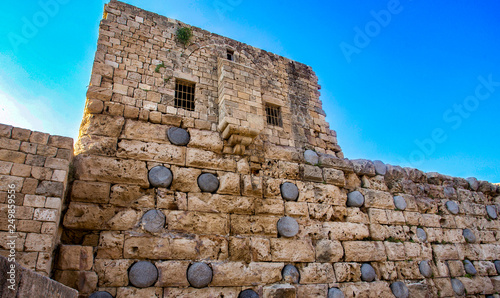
177,27,192,45
155,62,165,73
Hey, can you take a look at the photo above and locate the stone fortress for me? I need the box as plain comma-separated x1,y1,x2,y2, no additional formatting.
1,0,499,297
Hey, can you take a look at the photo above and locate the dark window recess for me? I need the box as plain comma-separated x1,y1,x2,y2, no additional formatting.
174,80,196,111
265,104,283,127
227,49,234,61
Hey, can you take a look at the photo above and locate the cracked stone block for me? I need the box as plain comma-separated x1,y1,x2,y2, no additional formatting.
263,284,296,298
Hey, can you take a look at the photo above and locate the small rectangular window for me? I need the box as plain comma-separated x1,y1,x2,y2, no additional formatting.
227,49,234,61
265,104,283,127
174,79,195,111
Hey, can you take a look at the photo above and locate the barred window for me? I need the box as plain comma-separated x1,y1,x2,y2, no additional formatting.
174,79,195,111
265,104,283,127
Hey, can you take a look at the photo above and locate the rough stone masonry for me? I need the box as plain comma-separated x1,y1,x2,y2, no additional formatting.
0,0,499,297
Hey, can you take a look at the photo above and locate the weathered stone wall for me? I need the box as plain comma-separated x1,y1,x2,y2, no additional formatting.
0,124,73,277
0,255,77,297
31,1,500,297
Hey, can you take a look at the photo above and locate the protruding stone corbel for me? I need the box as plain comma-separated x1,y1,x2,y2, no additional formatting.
219,121,259,155
217,57,264,155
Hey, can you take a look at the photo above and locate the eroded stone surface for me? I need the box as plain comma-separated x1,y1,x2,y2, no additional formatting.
156,261,190,287
211,262,282,286
187,262,212,288
271,239,315,262
128,261,158,288
445,201,459,215
315,239,344,262
282,264,300,284
75,155,148,187
360,263,376,282
197,173,219,193
148,166,173,188
140,209,165,233
188,129,223,153
390,281,409,298
343,241,386,262
393,196,407,210
57,245,94,270
277,216,299,238
351,159,375,176
346,191,364,207
281,182,299,201
263,284,296,298
168,127,190,146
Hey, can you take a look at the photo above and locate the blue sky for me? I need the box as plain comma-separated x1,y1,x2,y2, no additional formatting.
1,0,499,182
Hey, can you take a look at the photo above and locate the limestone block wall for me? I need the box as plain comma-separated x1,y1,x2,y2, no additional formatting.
51,1,500,298
0,255,78,297
0,124,73,276
60,130,500,297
